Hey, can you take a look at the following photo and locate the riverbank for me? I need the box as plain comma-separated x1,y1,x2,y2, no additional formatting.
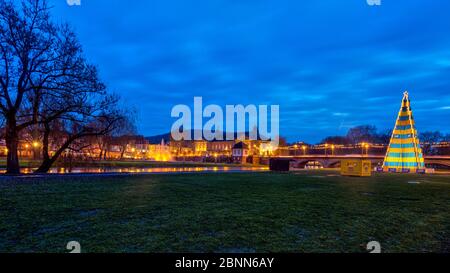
0,166,269,178
0,159,267,174
0,158,240,168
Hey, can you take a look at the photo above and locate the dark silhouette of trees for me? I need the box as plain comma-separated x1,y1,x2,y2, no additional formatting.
1,0,132,173
34,94,126,173
0,0,60,173
320,126,392,145
377,129,392,144
420,131,443,155
278,136,287,147
346,125,378,144
96,112,137,160
320,136,350,145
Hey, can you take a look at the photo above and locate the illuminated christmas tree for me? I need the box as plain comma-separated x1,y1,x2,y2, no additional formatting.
383,91,425,173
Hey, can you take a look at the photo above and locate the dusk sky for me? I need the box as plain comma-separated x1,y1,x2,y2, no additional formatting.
49,0,450,143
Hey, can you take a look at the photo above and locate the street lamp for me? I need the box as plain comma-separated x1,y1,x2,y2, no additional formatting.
31,141,40,160
302,145,307,156
324,144,329,156
365,143,370,156
24,144,30,158
331,145,335,156
361,142,367,156
294,144,298,156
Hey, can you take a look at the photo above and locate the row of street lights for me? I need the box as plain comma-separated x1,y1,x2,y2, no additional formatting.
292,143,371,156
360,142,370,156
293,144,308,156
292,144,336,156
324,144,336,156
23,142,40,149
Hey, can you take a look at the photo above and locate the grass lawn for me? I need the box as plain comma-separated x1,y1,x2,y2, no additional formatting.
0,171,449,253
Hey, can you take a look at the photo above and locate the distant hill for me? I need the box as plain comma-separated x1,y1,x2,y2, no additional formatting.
145,133,171,144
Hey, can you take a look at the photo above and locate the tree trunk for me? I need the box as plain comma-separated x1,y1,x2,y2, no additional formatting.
35,129,110,173
35,132,70,174
5,114,20,174
104,144,110,160
41,122,51,162
34,157,55,173
35,146,66,173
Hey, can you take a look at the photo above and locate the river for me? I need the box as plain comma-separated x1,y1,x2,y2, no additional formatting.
0,166,269,175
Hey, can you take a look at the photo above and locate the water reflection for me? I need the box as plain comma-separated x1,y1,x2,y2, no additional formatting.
0,166,269,174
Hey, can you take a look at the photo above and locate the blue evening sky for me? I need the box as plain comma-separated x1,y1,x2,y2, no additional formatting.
48,0,450,143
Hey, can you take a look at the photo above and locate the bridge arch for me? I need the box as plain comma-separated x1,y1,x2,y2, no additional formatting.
425,160,450,170
291,159,323,169
291,159,342,169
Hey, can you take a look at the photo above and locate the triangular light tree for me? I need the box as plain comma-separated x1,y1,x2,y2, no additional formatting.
383,91,425,173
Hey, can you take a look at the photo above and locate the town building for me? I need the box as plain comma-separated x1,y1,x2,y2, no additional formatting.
232,142,249,163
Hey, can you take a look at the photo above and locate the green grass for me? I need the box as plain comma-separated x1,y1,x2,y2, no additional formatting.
1,171,449,253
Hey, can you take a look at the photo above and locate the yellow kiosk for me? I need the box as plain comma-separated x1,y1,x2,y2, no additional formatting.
341,160,372,177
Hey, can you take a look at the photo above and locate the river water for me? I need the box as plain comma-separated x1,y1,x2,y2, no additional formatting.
0,166,269,174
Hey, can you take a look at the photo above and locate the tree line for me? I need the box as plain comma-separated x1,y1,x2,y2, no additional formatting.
0,0,134,174
320,125,391,145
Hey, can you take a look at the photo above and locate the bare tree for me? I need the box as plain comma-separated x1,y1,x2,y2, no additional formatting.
346,125,378,144
377,129,392,144
420,131,443,155
34,93,127,173
0,0,80,173
320,136,350,145
98,112,136,160
0,0,131,173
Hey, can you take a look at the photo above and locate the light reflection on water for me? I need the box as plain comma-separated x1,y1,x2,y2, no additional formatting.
0,166,269,174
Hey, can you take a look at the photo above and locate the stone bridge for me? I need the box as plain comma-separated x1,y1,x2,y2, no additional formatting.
273,155,450,169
